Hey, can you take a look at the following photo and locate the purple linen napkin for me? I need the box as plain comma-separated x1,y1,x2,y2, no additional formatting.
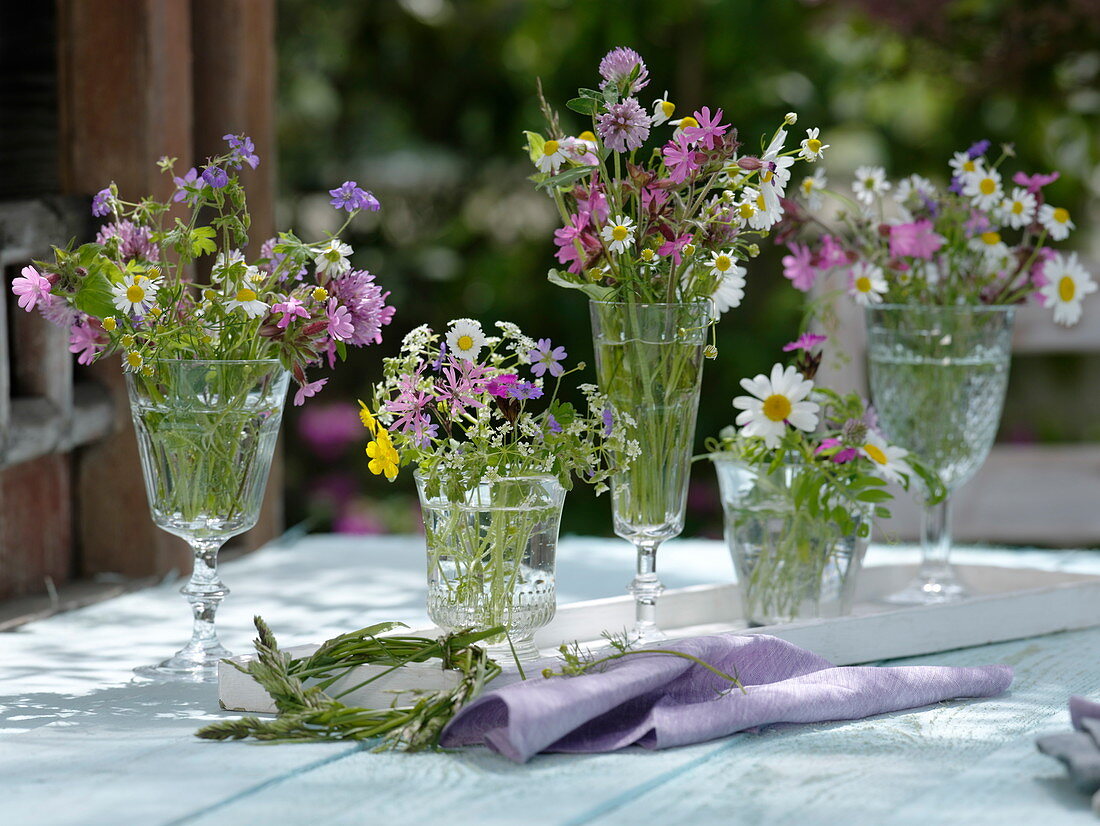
440,633,1013,763
1037,696,1100,797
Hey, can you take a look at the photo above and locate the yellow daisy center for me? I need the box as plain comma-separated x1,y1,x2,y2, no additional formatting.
979,178,996,196
611,225,629,242
126,351,143,369
981,231,1001,245
578,130,596,142
1059,276,1076,302
762,394,792,422
457,334,474,351
126,284,145,303
714,255,731,272
312,287,328,301
864,443,888,465
148,306,162,318
640,249,655,262
660,100,675,118
806,138,822,153
738,202,755,219
1011,201,1024,215
678,116,699,130
1053,207,1070,224
683,243,696,256
103,317,117,331
856,276,873,293
543,140,560,157
121,334,135,347
235,288,257,302
963,160,976,172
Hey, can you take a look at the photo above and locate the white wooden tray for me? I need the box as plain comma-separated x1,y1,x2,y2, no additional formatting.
219,563,1100,713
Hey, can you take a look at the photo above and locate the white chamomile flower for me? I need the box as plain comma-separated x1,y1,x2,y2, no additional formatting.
313,239,353,277
112,273,159,315
225,286,269,318
894,174,935,203
707,250,739,279
968,230,1011,269
800,168,827,209
1040,252,1096,327
949,151,982,179
123,350,144,373
651,91,675,126
445,318,488,362
860,430,913,485
710,266,747,314
998,187,1037,229
848,262,888,306
1038,203,1074,241
962,166,1003,211
732,363,820,449
798,127,828,162
600,215,636,254
852,166,891,206
535,138,567,174
212,249,245,280
760,129,795,195
669,114,700,142
734,188,759,227
748,188,783,231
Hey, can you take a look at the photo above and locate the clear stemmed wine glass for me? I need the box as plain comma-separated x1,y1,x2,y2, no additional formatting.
866,304,1014,604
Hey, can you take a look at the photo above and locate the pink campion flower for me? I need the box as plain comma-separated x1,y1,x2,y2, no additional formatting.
11,265,53,312
68,320,103,365
553,212,599,274
1013,170,1060,195
783,332,827,353
657,233,693,266
574,186,609,225
486,373,519,398
662,135,700,184
682,107,728,150
294,377,328,407
325,298,354,341
271,296,310,329
889,220,946,260
435,360,491,417
815,437,859,464
815,234,848,270
782,243,817,292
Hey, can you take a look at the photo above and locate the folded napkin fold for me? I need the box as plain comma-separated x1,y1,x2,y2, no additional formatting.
1037,696,1100,801
440,633,1013,763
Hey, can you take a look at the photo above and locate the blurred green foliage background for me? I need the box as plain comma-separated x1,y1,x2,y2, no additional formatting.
274,0,1100,539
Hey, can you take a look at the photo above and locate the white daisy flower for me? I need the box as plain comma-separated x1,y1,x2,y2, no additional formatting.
314,239,353,277
732,363,820,449
445,318,488,362
1040,252,1096,327
1038,203,1074,241
997,187,1037,230
894,174,935,203
225,287,269,318
111,273,160,316
949,152,982,179
760,129,795,196
733,188,760,227
962,167,1003,211
669,114,700,142
860,430,913,485
852,166,891,206
707,250,739,279
968,231,1011,269
600,215,636,254
747,188,783,231
710,266,747,314
798,127,829,162
848,262,888,306
800,168,828,209
651,91,675,126
535,138,567,174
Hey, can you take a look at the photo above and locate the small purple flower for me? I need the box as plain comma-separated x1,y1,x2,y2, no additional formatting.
602,407,614,437
948,175,964,195
528,339,567,378
546,414,563,435
598,47,649,94
172,168,202,206
91,187,112,217
487,374,518,397
294,377,328,407
431,343,447,371
507,382,544,401
260,237,307,281
966,139,991,160
816,437,859,464
596,98,650,153
96,220,160,263
223,133,259,169
783,333,828,353
328,181,381,213
202,165,229,189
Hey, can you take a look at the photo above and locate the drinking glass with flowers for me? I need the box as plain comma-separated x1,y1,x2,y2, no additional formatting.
363,319,639,661
10,135,394,679
708,335,942,624
527,45,827,639
780,141,1095,604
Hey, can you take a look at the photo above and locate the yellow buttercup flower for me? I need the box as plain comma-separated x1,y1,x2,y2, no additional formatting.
366,428,400,481
358,400,379,435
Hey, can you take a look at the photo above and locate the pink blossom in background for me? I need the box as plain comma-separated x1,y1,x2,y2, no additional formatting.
1013,170,1060,194
293,377,328,407
782,243,818,291
333,505,386,536
964,211,992,237
889,220,945,260
296,401,362,459
815,437,859,464
1030,247,1057,305
554,212,598,274
574,187,609,225
486,374,519,397
68,321,103,365
815,235,848,270
658,233,693,266
783,332,827,352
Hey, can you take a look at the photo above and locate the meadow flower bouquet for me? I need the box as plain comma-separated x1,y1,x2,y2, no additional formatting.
363,319,638,660
8,135,394,679
526,46,829,639
708,336,941,623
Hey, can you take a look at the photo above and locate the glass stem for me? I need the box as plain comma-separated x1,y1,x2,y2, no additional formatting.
918,496,953,582
628,539,666,642
182,539,229,656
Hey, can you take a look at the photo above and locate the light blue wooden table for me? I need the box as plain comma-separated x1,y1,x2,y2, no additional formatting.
1,534,1097,825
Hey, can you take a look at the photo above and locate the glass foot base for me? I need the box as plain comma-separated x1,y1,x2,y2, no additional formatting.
884,575,968,606
133,642,232,683
486,634,540,666
628,622,668,647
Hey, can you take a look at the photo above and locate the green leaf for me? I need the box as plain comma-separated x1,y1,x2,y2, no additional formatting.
70,262,119,320
191,226,217,257
566,96,598,115
535,165,598,192
854,489,893,503
546,268,613,300
523,130,545,164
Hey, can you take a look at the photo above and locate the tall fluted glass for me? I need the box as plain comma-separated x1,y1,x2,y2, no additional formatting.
866,305,1014,604
590,300,709,642
127,359,289,681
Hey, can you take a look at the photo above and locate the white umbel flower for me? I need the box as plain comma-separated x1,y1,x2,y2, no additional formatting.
860,430,913,485
733,363,819,449
600,215,636,254
1040,252,1096,327
1038,203,1074,241
445,318,488,362
962,167,1003,211
112,273,159,316
848,262,888,306
852,166,891,206
535,139,567,174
